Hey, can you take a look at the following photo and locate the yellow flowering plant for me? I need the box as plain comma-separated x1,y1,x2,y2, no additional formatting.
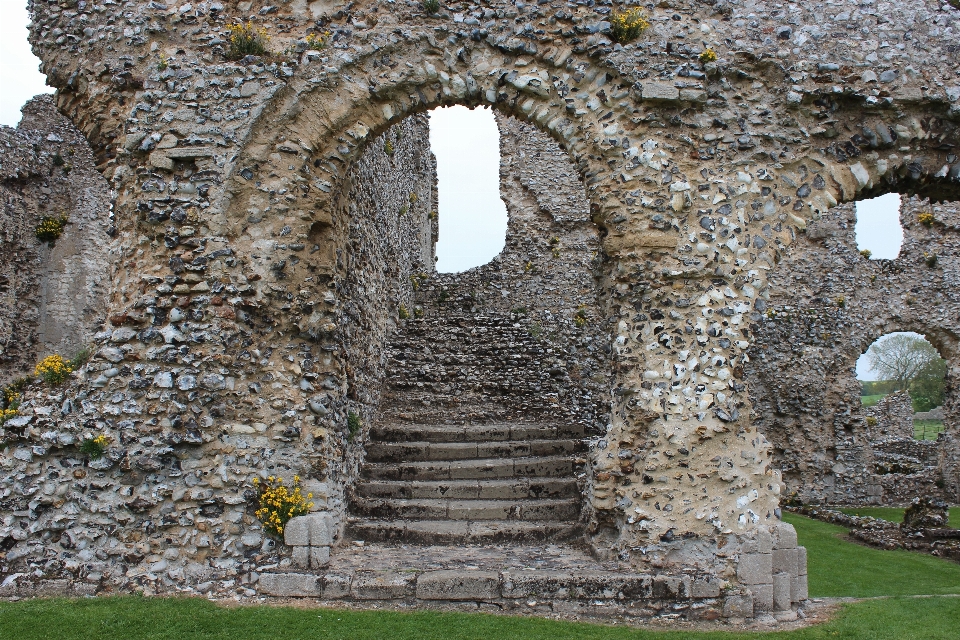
699,47,718,63
610,7,650,43
0,381,23,426
305,31,331,51
35,354,73,385
253,475,314,540
80,434,111,459
227,21,270,59
918,212,935,226
35,215,69,244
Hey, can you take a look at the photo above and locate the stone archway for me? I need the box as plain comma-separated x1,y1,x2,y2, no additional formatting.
8,0,960,618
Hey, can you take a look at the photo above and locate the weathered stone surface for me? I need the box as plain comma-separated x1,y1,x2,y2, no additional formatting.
257,573,322,597
0,96,114,384
415,570,500,601
737,554,773,586
352,571,417,600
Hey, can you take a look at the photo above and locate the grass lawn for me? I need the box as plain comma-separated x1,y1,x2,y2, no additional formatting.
782,513,960,597
914,419,945,440
860,394,884,408
834,506,960,526
2,515,960,639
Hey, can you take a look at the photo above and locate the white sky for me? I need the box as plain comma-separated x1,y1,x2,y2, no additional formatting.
0,2,51,127
429,106,507,273
855,193,903,260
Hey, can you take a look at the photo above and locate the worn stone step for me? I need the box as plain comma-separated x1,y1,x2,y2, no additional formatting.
363,455,577,481
351,497,581,521
356,478,580,500
345,519,583,544
370,423,586,443
366,439,583,462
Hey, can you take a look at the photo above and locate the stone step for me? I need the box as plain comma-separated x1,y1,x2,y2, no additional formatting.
350,497,581,521
356,478,579,500
365,439,583,462
370,423,586,443
363,455,577,481
345,519,583,544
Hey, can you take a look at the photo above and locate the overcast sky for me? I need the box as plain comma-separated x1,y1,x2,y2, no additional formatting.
429,106,507,273
0,3,51,127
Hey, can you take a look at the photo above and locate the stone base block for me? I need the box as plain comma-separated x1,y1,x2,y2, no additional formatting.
258,573,322,597
352,571,417,599
416,570,500,600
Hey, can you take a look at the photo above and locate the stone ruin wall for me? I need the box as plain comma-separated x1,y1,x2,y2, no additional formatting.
405,112,611,431
331,114,437,522
5,0,960,617
0,104,434,595
0,96,115,386
863,390,915,441
747,196,960,506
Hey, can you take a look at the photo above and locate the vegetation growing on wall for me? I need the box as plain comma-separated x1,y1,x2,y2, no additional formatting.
252,476,313,540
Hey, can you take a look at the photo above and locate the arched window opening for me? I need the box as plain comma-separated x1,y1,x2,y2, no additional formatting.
428,105,507,273
854,193,903,260
857,332,946,440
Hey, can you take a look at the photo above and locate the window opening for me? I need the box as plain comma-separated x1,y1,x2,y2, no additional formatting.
428,105,507,273
857,332,945,440
854,193,903,260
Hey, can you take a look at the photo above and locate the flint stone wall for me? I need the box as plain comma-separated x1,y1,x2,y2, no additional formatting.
0,96,114,385
747,197,960,506
10,0,960,615
864,391,915,441
389,113,611,430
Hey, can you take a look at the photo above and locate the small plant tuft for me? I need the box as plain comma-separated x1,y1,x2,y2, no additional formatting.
610,8,650,44
69,347,92,371
0,380,25,426
157,52,169,71
305,30,331,51
384,139,395,156
918,212,935,226
574,305,589,328
252,475,313,540
422,0,441,15
36,215,68,244
226,21,270,59
699,48,718,63
398,304,410,320
859,249,872,259
925,253,938,268
866,416,879,427
347,411,362,441
80,433,111,459
35,354,73,386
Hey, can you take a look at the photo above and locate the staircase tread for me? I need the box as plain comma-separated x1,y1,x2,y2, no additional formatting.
358,478,579,486
353,497,580,506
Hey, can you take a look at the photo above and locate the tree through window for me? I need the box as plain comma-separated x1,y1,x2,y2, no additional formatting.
858,332,946,440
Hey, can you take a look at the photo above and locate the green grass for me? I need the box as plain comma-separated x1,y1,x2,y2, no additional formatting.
833,506,960,526
860,394,884,408
2,515,960,639
784,513,960,597
1,595,960,640
914,419,944,440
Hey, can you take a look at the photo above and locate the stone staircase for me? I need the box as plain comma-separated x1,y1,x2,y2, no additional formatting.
346,312,588,544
